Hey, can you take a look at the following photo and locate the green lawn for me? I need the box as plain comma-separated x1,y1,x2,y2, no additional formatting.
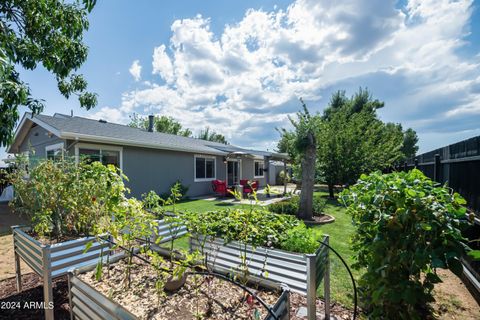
164,198,257,212
313,191,361,308
165,194,361,308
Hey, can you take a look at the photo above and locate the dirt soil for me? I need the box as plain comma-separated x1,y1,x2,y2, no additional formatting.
0,235,32,280
0,273,70,320
79,256,282,320
432,269,480,320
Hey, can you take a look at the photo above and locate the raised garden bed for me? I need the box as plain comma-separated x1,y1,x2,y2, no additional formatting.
12,226,112,320
68,252,290,320
189,234,330,320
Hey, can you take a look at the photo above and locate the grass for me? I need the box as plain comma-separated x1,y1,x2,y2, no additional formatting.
165,193,361,309
313,191,362,308
164,198,257,212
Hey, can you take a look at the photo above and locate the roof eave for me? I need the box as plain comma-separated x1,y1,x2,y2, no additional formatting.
60,132,227,156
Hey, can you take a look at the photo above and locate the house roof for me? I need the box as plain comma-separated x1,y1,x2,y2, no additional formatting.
8,113,288,160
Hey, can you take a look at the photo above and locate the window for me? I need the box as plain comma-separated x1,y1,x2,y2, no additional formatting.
254,160,264,178
75,144,122,169
45,143,64,161
195,155,216,181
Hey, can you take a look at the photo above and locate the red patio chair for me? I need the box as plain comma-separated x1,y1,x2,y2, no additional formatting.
212,179,227,197
240,179,258,195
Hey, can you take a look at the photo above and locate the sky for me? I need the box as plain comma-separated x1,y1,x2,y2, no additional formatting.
2,0,480,165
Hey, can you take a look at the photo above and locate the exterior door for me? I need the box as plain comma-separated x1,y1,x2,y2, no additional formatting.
227,160,240,186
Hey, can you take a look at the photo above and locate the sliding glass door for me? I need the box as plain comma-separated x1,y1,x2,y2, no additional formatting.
227,160,240,186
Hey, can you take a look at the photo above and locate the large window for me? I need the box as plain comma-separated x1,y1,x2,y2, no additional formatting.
195,155,216,181
45,143,64,161
76,144,122,169
254,160,264,178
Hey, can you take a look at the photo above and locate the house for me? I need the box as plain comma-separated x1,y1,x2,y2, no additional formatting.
7,113,289,198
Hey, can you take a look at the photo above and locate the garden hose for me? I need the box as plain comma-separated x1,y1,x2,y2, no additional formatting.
319,239,358,320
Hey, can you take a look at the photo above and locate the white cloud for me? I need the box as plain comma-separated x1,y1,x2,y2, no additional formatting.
111,0,479,151
152,45,174,83
129,60,142,82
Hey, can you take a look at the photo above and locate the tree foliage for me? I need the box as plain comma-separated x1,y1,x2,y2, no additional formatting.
341,169,473,319
0,0,97,147
317,88,405,197
278,99,319,220
197,126,229,144
401,128,419,161
128,113,192,137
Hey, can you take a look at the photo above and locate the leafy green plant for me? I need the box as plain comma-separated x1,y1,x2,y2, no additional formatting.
268,194,326,216
280,224,322,253
312,196,327,216
340,169,473,319
141,190,163,214
267,196,299,215
9,156,127,239
96,198,155,288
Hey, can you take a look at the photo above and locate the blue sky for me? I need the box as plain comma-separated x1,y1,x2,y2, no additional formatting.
2,0,480,164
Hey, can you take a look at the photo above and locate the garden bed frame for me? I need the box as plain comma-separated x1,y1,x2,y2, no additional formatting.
189,234,330,320
67,252,290,320
11,225,112,320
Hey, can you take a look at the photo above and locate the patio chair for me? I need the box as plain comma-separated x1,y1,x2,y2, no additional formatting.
240,179,258,195
212,179,228,197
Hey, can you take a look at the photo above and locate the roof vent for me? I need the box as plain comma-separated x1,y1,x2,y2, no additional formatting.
98,119,107,123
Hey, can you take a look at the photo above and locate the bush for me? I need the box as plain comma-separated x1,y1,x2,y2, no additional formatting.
268,195,327,216
9,157,128,239
160,180,189,200
312,196,327,216
181,208,321,253
267,196,299,215
340,169,472,318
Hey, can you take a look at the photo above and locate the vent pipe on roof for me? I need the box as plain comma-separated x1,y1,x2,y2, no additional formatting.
148,115,154,132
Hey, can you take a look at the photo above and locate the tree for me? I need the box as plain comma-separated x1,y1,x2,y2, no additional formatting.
279,99,319,220
128,114,193,137
317,89,404,198
401,128,419,160
197,127,228,144
0,0,98,147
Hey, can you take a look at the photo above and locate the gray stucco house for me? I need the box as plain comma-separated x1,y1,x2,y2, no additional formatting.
7,113,289,198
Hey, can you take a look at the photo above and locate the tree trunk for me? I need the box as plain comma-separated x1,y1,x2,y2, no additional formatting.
328,184,335,199
297,132,316,221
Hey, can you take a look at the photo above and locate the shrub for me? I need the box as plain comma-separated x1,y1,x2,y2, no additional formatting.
340,169,473,318
9,157,127,239
160,180,189,200
312,196,327,216
268,194,327,216
267,196,299,215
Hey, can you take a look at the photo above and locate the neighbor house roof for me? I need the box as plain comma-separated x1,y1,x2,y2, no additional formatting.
8,113,288,160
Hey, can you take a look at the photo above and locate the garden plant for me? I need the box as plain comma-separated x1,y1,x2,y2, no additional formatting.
341,169,475,319
9,156,127,241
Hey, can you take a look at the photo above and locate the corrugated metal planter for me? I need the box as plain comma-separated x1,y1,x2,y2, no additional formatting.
190,234,330,320
67,253,290,320
150,218,188,245
11,225,112,320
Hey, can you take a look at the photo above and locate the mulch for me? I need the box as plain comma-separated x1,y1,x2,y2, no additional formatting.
0,273,355,320
0,273,70,320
